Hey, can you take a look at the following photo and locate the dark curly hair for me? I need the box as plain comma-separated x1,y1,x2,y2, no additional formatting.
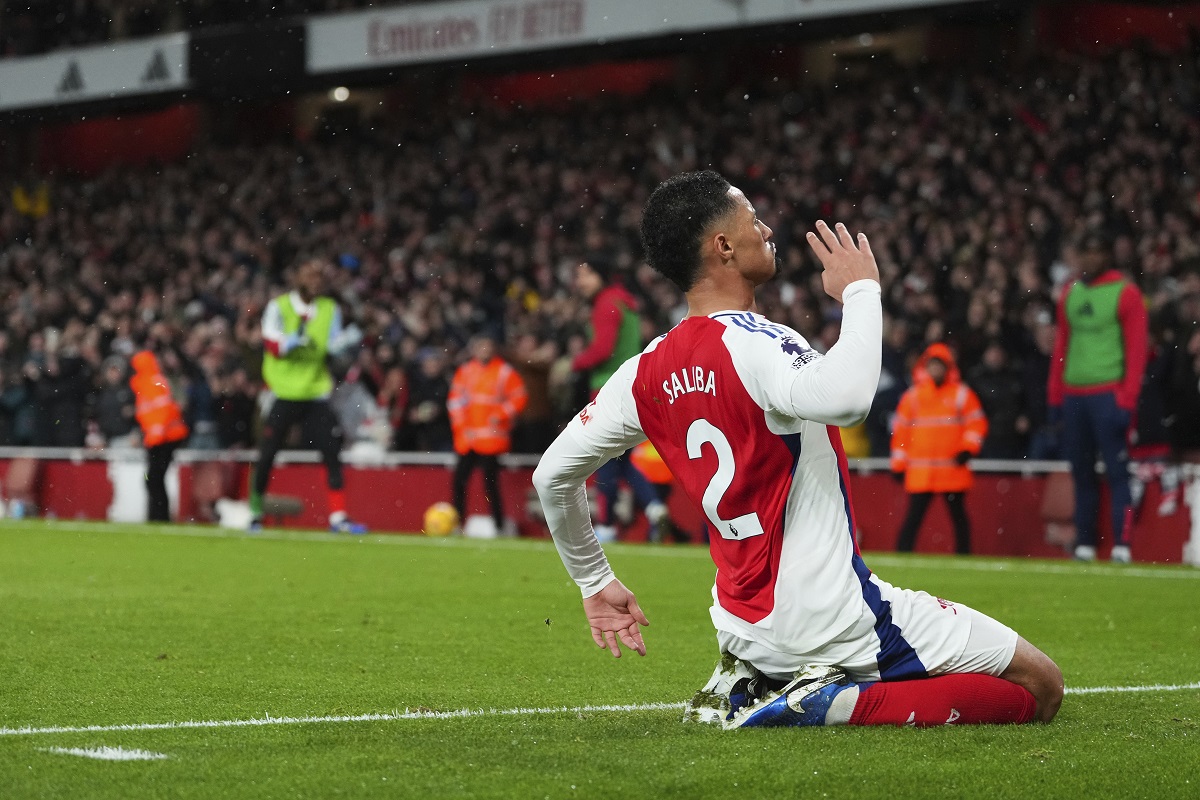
640,170,739,292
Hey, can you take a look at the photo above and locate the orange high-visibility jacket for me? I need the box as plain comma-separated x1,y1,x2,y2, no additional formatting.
129,351,189,448
448,357,528,456
631,441,673,485
890,343,987,493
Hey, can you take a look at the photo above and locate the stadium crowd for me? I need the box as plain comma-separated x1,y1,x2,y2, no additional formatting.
3,43,1200,461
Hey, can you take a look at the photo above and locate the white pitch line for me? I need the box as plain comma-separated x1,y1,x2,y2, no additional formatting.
38,746,168,761
1,702,685,737
1065,681,1200,695
4,683,1198,738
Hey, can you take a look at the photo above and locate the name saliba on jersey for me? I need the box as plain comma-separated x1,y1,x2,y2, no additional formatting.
662,366,717,405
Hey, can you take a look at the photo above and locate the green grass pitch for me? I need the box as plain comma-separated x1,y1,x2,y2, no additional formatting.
1,521,1198,799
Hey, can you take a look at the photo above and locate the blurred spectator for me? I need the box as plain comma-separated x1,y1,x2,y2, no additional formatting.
1022,319,1058,460
251,260,366,533
447,333,527,534
1164,282,1200,461
396,350,453,452
508,333,559,454
0,365,33,446
375,365,409,450
968,342,1025,459
572,255,667,542
214,367,257,448
1048,231,1148,564
28,326,91,447
91,356,137,446
169,338,221,451
130,349,189,521
1128,329,1180,518
891,344,987,555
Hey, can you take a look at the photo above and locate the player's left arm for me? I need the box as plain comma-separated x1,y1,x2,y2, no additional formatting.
532,357,650,657
1116,283,1149,412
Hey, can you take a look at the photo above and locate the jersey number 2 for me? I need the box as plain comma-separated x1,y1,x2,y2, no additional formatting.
686,419,765,541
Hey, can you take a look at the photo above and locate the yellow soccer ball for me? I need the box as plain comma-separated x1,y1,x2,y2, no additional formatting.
422,502,460,536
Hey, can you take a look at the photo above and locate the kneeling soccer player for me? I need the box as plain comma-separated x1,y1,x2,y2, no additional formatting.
534,171,1063,728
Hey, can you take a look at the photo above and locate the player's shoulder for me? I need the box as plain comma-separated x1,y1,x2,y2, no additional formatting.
709,312,819,365
641,312,797,351
708,310,799,341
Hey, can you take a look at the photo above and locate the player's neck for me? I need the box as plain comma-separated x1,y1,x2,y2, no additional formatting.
684,273,757,317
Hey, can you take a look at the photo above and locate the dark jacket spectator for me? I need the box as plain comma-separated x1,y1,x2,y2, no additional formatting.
968,342,1026,460
215,368,258,448
28,346,90,448
395,352,452,452
91,357,136,444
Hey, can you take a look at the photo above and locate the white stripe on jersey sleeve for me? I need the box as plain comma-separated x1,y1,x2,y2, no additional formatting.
532,356,646,598
721,280,882,427
261,298,287,350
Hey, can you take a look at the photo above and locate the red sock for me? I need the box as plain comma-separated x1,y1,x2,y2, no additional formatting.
849,674,1037,726
328,489,347,516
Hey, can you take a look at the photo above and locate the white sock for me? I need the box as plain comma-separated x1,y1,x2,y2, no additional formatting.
824,685,861,726
646,501,667,524
330,510,347,525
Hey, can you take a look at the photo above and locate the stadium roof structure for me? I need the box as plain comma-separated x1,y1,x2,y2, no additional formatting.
0,0,1001,117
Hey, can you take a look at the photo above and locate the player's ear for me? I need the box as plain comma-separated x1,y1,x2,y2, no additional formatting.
712,231,734,262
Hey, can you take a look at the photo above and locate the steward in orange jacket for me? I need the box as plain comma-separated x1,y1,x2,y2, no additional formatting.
890,343,987,554
130,351,189,448
891,343,987,493
448,342,528,457
447,335,528,532
130,351,189,522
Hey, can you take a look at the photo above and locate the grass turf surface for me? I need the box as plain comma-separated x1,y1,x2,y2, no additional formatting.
1,521,1197,799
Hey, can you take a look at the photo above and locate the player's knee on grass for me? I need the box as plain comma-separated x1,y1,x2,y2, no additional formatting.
1001,637,1064,723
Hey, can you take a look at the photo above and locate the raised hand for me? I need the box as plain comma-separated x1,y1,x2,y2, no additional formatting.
805,220,880,303
581,578,650,658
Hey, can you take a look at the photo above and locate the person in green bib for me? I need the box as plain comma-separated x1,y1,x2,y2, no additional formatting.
251,259,366,534
571,254,672,543
1048,230,1148,563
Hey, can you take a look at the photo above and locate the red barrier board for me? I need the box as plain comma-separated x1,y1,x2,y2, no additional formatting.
2,458,1191,564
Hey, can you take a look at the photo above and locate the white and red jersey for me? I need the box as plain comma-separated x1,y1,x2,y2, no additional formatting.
534,280,885,658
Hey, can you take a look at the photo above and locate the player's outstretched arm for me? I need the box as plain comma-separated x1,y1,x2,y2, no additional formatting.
767,220,881,426
582,578,650,658
806,220,880,303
